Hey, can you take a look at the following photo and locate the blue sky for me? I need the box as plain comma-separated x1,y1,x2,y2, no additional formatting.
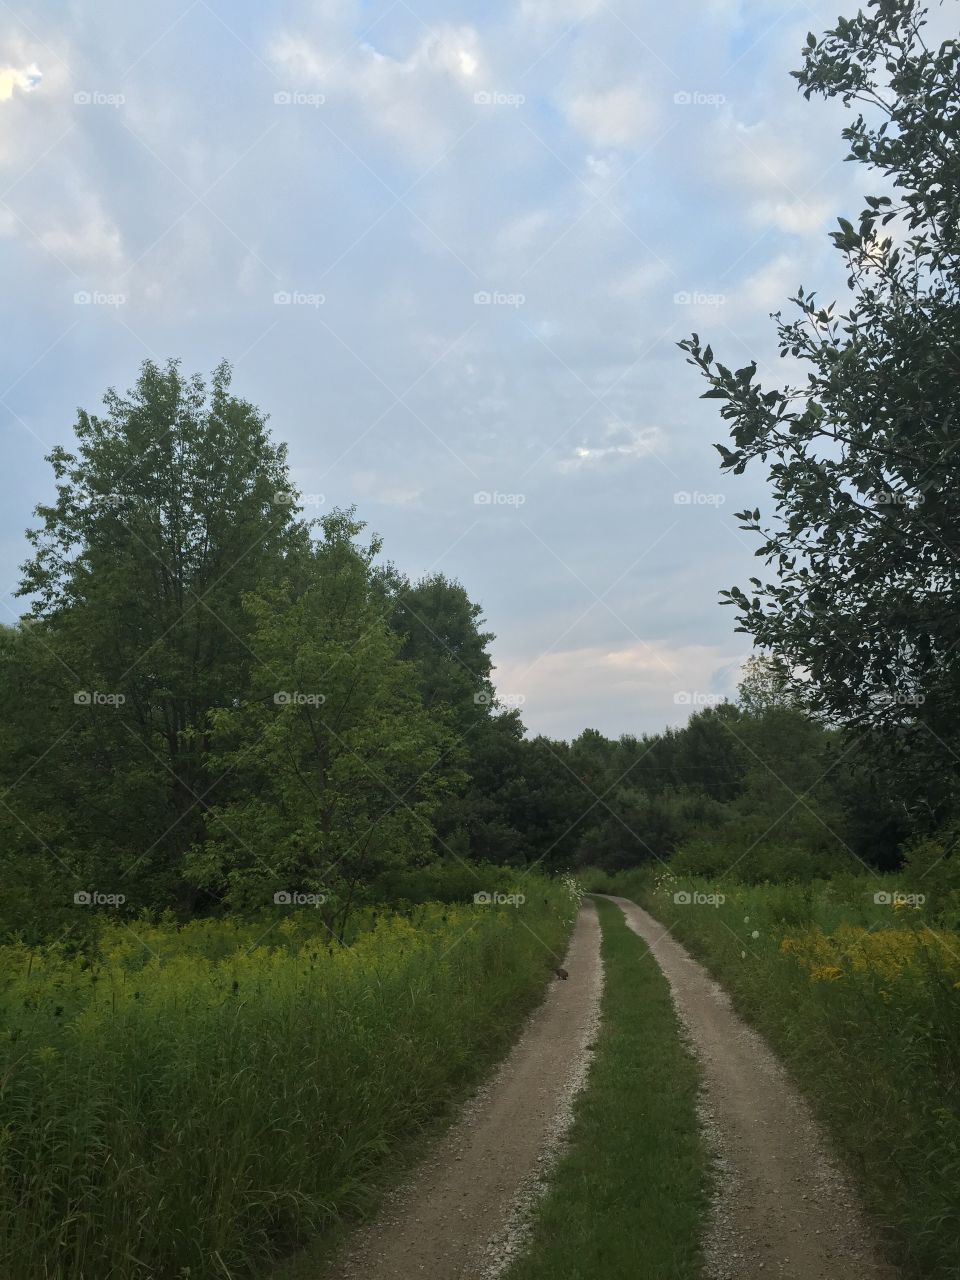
0,0,878,737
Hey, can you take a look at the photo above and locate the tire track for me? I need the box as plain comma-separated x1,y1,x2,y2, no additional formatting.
324,901,603,1280
607,894,898,1280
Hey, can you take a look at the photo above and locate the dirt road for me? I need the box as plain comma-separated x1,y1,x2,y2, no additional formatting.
325,900,604,1280
324,894,897,1280
608,894,898,1280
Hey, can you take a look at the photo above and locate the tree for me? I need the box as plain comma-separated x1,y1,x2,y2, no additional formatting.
736,655,795,718
680,0,960,814
188,513,453,935
13,359,308,909
381,571,495,731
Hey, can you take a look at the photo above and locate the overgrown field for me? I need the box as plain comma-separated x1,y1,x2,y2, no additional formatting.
0,872,573,1279
587,868,960,1279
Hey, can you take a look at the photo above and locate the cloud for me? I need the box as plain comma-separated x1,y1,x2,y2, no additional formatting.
0,63,41,102
269,23,484,158
560,424,664,469
566,85,656,148
749,198,831,235
735,253,801,314
0,0,862,739
39,196,125,274
493,639,745,737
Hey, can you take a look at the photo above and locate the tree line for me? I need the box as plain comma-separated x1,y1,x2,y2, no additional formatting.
0,357,916,943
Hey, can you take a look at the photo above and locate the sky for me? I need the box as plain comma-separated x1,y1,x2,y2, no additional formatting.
0,0,875,739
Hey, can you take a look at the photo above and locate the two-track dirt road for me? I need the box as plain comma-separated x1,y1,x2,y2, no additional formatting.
322,895,897,1280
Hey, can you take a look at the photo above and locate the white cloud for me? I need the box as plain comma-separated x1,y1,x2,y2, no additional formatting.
520,0,601,30
736,253,801,314
39,194,125,275
269,23,485,158
493,638,744,737
566,85,655,148
611,261,672,298
0,62,41,102
352,471,422,506
560,423,664,469
749,198,831,234
714,118,817,198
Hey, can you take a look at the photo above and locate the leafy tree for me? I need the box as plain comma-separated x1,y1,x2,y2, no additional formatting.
736,655,796,717
189,513,453,936
680,0,960,814
382,571,495,730
12,359,308,909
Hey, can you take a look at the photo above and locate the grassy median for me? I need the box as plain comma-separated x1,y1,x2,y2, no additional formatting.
506,895,707,1280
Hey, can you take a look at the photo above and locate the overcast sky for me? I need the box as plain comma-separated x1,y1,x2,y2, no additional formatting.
1,0,881,738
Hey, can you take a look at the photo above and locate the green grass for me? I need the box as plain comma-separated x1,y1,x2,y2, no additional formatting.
586,867,960,1280
0,881,573,1279
505,895,707,1280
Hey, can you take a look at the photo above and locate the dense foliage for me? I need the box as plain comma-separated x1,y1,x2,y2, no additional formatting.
680,0,960,818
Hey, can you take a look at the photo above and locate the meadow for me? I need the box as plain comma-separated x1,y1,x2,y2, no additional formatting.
0,870,573,1280
587,867,960,1279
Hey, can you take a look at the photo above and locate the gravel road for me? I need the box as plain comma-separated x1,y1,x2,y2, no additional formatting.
609,894,898,1280
324,900,604,1280
324,894,898,1280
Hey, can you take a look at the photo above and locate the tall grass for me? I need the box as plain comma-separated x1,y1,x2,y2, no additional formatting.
0,880,572,1279
587,867,960,1279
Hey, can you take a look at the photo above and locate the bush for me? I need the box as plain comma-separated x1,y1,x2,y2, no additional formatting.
901,825,960,927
